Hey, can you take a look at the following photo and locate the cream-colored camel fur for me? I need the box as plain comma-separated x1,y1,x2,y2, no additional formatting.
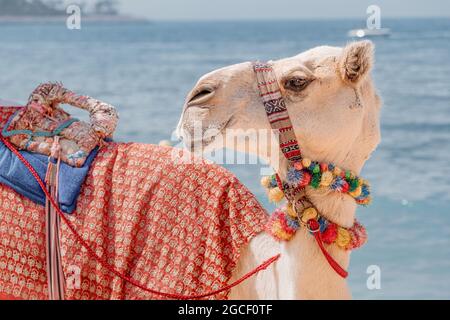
177,41,381,299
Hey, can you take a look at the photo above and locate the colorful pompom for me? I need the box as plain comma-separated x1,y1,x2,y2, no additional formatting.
268,187,284,203
269,175,278,188
352,221,368,249
300,207,318,224
260,176,272,188
286,203,297,218
358,177,365,186
345,170,353,180
321,223,338,244
336,227,351,249
287,168,302,185
311,173,321,189
360,184,370,197
341,180,350,193
348,178,360,192
266,209,298,241
286,214,300,230
349,185,362,198
330,176,343,191
356,196,372,206
302,158,311,168
312,164,320,174
320,171,334,187
318,217,328,233
333,166,342,176
298,170,311,188
355,184,371,205
294,162,303,170
343,221,368,250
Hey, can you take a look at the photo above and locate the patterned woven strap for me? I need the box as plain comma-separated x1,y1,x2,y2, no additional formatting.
253,62,302,164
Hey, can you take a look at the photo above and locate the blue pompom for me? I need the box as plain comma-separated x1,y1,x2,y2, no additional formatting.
287,168,302,185
355,184,370,201
308,217,327,235
286,214,300,230
331,176,345,191
269,175,278,188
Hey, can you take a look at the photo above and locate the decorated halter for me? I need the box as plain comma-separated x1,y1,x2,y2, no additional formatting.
253,62,370,278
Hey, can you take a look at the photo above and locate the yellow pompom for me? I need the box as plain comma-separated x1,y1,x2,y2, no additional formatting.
300,207,318,224
158,140,172,147
268,187,284,203
349,186,362,198
273,221,295,240
286,203,297,218
336,227,351,249
333,167,342,176
260,176,272,188
320,171,334,187
302,158,311,168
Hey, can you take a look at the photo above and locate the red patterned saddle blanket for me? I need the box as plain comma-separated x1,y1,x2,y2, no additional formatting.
0,106,267,300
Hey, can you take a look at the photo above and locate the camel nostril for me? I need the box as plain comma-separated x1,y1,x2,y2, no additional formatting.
187,86,215,106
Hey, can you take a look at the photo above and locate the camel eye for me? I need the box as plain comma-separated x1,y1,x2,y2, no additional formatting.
284,77,311,92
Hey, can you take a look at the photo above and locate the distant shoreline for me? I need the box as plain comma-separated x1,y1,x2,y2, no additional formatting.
0,15,149,23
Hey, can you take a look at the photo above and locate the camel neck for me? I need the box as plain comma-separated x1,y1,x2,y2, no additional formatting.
307,190,357,228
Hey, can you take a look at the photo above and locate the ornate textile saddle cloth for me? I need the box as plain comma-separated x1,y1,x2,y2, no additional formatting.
0,142,268,300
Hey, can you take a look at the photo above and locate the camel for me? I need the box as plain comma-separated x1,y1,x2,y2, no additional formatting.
177,40,382,299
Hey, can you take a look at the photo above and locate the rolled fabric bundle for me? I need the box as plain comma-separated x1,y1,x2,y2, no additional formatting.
2,82,119,167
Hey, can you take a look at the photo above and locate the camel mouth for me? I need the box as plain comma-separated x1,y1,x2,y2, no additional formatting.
181,116,234,152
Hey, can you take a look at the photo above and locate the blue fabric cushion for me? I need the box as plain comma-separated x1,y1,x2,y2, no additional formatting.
0,141,98,213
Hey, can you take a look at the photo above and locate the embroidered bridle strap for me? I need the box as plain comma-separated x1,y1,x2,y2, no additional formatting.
253,62,302,164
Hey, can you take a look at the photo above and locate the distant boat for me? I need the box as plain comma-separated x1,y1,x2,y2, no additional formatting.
347,28,391,38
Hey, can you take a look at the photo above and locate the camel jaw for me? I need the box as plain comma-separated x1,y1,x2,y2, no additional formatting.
178,115,234,153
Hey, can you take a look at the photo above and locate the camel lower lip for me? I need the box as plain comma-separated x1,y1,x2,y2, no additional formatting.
187,131,219,151
183,116,234,151
185,103,211,110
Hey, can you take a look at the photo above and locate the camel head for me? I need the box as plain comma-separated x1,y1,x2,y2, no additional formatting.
177,41,381,174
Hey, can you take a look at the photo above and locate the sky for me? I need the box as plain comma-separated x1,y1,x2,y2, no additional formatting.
118,0,450,20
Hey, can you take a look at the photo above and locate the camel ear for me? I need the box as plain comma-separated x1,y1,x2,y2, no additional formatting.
339,40,374,85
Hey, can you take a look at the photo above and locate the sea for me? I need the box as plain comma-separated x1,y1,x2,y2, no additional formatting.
0,18,449,299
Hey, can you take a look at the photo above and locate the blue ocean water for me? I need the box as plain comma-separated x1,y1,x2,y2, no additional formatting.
0,18,449,299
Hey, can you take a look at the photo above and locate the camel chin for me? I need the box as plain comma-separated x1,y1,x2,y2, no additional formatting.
177,41,381,299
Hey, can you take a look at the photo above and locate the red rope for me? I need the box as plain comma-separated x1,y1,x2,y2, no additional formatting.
307,219,348,278
0,134,280,299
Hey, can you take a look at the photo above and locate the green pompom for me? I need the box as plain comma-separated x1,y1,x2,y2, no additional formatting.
312,164,320,174
311,173,321,189
348,178,359,192
345,170,352,180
